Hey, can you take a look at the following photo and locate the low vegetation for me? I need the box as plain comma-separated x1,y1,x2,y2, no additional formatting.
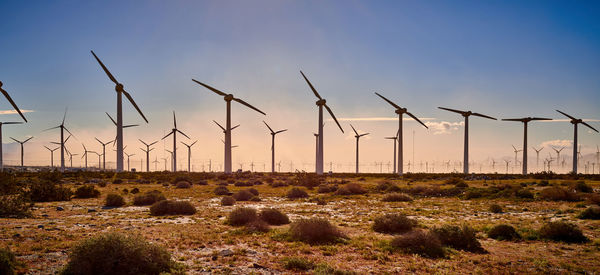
432,224,486,253
390,230,445,258
381,193,413,202
149,200,196,216
105,193,126,207
487,224,521,241
289,218,346,244
538,221,588,243
0,247,22,275
227,207,257,226
74,185,100,199
259,208,290,225
372,213,416,234
133,190,166,206
286,187,309,199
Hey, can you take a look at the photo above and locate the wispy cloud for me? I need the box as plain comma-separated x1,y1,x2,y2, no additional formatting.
540,139,572,149
0,110,34,115
425,121,464,135
332,117,436,122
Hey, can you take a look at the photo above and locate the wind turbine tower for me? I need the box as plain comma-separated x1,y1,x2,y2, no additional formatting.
263,121,287,173
350,124,369,173
556,110,598,173
10,137,33,167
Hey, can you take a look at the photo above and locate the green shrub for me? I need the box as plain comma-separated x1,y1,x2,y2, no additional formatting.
259,208,290,225
0,247,22,275
175,181,191,189
538,221,588,243
149,200,196,216
335,183,367,195
74,185,100,199
432,224,485,253
232,190,254,201
28,181,72,202
390,230,445,258
489,204,502,213
286,187,309,199
133,190,166,206
60,232,175,275
578,206,600,220
227,207,257,226
105,193,125,207
0,194,31,218
221,196,235,206
313,263,356,275
213,186,230,196
289,218,345,244
487,224,521,241
282,257,314,271
381,193,413,202
539,187,579,202
372,213,416,234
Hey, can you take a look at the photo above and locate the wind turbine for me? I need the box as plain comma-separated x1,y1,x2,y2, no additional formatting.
438,107,497,174
313,133,319,172
93,152,101,169
533,146,544,169
161,111,190,172
95,138,112,170
192,79,265,173
504,160,511,174
91,51,148,172
10,137,32,167
81,144,96,170
165,149,174,171
300,71,344,175
349,124,369,173
152,156,159,171
556,110,599,173
106,112,139,145
596,145,599,174
0,122,24,170
44,108,74,172
124,152,135,171
139,139,158,172
181,140,197,172
263,121,287,173
511,145,522,168
44,146,59,168
502,117,551,175
551,146,565,170
0,82,27,122
384,131,399,174
64,145,77,168
375,92,428,175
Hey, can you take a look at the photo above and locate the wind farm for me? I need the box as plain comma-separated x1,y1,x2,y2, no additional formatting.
0,1,599,274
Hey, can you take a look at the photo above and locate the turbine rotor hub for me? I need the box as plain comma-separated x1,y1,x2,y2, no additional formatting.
0,81,3,88
316,99,326,106
224,94,234,101
464,111,472,117
115,83,124,92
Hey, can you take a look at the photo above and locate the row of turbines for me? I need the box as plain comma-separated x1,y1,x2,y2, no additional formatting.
1,51,599,175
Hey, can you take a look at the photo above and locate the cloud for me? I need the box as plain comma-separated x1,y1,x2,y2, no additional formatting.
331,117,436,122
540,139,572,149
0,109,34,115
425,121,464,135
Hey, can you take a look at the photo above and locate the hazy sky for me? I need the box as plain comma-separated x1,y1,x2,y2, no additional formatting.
0,0,599,172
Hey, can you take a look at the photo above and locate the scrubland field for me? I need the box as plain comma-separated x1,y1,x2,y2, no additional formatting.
1,171,599,274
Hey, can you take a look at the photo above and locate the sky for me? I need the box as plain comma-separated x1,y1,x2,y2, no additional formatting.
0,0,599,173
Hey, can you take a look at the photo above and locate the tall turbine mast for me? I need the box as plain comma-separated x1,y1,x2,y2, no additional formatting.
91,51,148,172
263,121,287,173
162,111,190,172
81,144,96,170
556,110,598,174
95,138,112,170
10,136,33,168
181,140,197,172
193,79,265,173
375,92,428,175
438,107,497,174
350,124,369,173
44,108,74,172
139,139,158,172
384,131,399,174
0,122,23,170
44,146,59,168
300,71,344,175
502,117,551,174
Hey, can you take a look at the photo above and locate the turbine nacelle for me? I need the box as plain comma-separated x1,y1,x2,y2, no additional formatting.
394,108,407,114
115,83,124,92
316,99,326,106
224,94,234,101
463,111,472,117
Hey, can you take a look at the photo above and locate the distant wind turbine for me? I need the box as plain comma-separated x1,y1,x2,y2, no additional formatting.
551,146,565,170
511,145,522,168
556,110,598,173
44,108,74,172
44,146,59,168
384,132,398,174
263,121,287,173
350,124,369,173
438,107,497,174
81,144,96,170
533,146,544,169
0,122,23,170
502,117,552,175
193,79,265,174
139,139,158,172
181,140,197,172
95,138,112,170
91,50,149,172
10,137,32,167
124,152,135,171
162,111,190,172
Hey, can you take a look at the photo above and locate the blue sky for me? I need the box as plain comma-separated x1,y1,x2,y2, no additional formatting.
0,0,598,172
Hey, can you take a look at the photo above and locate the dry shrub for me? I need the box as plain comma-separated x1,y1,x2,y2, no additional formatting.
28,181,72,202
586,193,600,205
130,188,140,194
515,189,534,199
227,207,257,226
232,190,254,201
317,184,338,193
335,183,367,195
489,204,502,213
259,208,290,225
105,193,125,207
74,185,100,198
289,218,345,244
295,172,323,188
0,194,31,218
60,232,175,275
175,181,191,189
282,257,314,271
221,196,235,206
244,219,270,233
286,187,309,199
538,221,588,243
0,246,23,275
234,181,253,187
569,181,593,193
382,193,413,202
487,224,521,241
133,190,166,206
539,186,579,201
372,213,416,234
432,224,485,253
213,186,230,196
149,200,196,216
390,230,445,258
578,206,600,220
247,188,259,196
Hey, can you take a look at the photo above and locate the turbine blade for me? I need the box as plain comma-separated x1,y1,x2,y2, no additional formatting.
299,71,322,100
581,121,599,133
324,104,344,133
106,112,117,126
232,97,266,115
91,50,119,84
180,141,189,147
62,107,68,125
512,145,517,151
350,124,358,136
177,129,190,139
556,110,576,120
96,137,104,145
374,92,401,109
359,133,370,137
531,117,553,121
82,144,87,151
10,137,19,143
138,139,148,146
438,107,466,115
44,146,51,150
471,112,497,120
406,112,428,129
263,121,274,134
275,129,288,134
231,124,240,130
162,131,174,140
213,120,225,131
0,87,27,122
43,126,61,131
192,79,228,96
1,122,23,125
149,141,158,146
50,142,61,145
63,127,76,140
190,140,198,146
173,111,176,128
502,118,524,122
123,124,139,128
122,90,148,123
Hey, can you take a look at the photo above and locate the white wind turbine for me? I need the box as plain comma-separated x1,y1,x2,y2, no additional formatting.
263,121,287,173
91,51,149,172
192,79,265,174
44,146,59,168
81,144,96,170
300,71,344,175
502,117,552,175
162,111,190,172
44,108,74,172
181,140,197,172
511,145,522,168
95,138,112,170
438,107,497,174
125,152,135,171
375,92,428,175
533,146,544,170
10,136,33,168
556,110,599,174
384,131,399,174
350,124,369,174
551,146,565,171
139,139,158,172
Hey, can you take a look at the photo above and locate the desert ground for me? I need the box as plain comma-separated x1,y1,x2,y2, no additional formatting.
1,171,599,274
